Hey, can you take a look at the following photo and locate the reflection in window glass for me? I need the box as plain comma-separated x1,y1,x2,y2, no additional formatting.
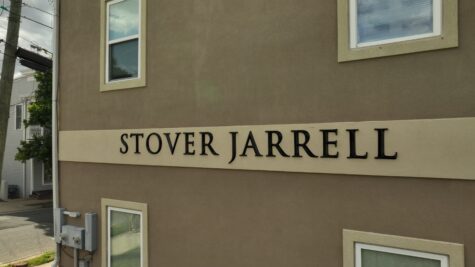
361,249,441,267
109,0,139,41
357,0,434,44
109,40,139,81
109,209,142,267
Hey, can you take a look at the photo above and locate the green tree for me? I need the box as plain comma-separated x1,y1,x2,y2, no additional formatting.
15,71,52,180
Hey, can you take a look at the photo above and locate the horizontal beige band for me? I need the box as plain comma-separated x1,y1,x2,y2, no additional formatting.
59,117,475,180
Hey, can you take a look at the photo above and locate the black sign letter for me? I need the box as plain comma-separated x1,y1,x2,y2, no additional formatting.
200,132,219,156
120,133,129,154
184,132,196,155
321,129,339,158
266,131,290,158
375,128,398,160
240,131,264,157
229,132,238,164
129,133,144,154
164,133,181,155
347,129,368,159
292,130,318,158
146,133,163,155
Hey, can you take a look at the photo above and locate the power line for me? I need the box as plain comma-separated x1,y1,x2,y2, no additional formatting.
0,19,52,57
0,22,52,57
0,5,53,29
22,2,54,16
0,38,52,56
0,54,20,76
0,49,19,61
0,34,52,55
0,20,50,50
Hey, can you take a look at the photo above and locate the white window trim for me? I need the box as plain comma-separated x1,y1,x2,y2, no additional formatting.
355,243,448,267
107,206,144,267
105,0,142,84
102,199,148,267
343,230,465,267
15,104,23,130
337,0,458,62
349,0,442,49
100,0,146,92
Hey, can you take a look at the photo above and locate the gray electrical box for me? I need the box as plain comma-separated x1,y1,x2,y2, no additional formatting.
54,208,98,254
61,225,85,250
84,213,97,252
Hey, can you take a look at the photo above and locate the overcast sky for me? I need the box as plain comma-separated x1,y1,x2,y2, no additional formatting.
0,0,54,77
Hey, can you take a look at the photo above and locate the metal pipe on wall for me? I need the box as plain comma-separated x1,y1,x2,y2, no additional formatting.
51,0,60,266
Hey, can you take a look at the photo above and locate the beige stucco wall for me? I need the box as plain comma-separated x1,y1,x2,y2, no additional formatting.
58,0,475,266
59,163,475,267
59,0,475,130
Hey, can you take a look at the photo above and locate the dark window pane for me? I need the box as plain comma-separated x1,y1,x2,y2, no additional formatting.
357,0,434,44
109,39,139,81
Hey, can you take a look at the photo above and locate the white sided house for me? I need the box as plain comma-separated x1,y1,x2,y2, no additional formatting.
1,70,51,199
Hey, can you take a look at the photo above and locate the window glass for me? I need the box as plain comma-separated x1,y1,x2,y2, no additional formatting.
357,0,434,44
109,208,142,267
109,39,139,80
43,163,52,185
108,0,139,41
361,249,441,267
15,105,22,129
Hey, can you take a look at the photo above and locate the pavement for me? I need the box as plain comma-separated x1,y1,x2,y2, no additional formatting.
0,199,55,265
0,199,52,215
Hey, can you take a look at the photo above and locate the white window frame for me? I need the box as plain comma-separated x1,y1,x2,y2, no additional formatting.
15,104,22,130
107,206,144,267
337,0,458,62
343,230,465,267
102,198,148,267
105,0,142,84
349,0,442,49
355,243,448,267
100,0,146,92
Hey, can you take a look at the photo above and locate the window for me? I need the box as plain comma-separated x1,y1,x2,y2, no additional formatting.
15,104,22,130
355,243,448,267
350,0,441,48
338,0,458,61
343,230,464,267
102,199,148,267
100,0,146,91
42,163,52,185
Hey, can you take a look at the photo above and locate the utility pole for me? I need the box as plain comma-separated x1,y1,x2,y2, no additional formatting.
0,0,22,197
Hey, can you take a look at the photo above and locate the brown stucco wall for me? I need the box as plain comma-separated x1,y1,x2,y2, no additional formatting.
59,0,475,131
59,163,475,267
58,0,475,266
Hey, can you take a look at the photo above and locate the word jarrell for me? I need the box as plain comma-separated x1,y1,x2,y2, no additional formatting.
119,128,398,164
